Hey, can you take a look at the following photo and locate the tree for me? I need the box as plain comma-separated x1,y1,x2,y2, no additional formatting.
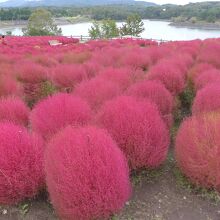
88,21,102,39
189,17,198,24
101,19,119,39
120,14,145,37
89,19,119,39
206,14,216,23
23,8,62,36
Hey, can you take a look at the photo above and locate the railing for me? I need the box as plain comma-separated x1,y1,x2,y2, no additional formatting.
3,34,170,45
66,35,170,44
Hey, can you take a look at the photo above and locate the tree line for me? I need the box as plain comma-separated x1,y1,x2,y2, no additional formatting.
0,2,220,23
21,9,144,37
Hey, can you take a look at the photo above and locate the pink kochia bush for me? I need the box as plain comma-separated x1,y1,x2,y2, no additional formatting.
175,113,220,191
0,75,22,97
51,64,87,90
126,80,174,128
96,96,170,170
16,62,48,83
99,67,145,91
148,60,185,96
188,62,214,81
45,126,131,220
74,77,121,111
30,93,91,141
192,83,220,115
194,68,220,91
0,97,29,126
0,122,44,205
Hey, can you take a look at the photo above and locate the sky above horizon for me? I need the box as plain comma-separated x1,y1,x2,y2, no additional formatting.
0,0,219,4
137,0,219,5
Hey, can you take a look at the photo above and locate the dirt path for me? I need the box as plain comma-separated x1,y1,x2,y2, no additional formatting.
0,155,219,220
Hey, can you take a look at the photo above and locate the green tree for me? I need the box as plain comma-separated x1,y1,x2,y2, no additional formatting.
101,19,119,38
189,17,198,24
89,19,119,39
23,8,62,36
120,14,145,37
206,14,216,23
88,21,102,39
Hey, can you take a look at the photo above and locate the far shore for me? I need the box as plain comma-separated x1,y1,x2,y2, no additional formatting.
1,17,220,33
169,21,220,30
0,16,90,30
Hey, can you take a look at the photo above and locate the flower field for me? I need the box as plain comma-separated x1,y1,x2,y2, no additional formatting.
0,36,220,220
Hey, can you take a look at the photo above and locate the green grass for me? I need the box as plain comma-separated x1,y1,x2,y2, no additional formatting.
173,166,220,205
40,80,57,98
18,201,30,216
131,163,168,186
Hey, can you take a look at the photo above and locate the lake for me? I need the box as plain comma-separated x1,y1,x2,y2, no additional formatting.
1,20,220,41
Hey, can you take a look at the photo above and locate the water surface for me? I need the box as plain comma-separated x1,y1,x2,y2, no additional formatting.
1,20,220,41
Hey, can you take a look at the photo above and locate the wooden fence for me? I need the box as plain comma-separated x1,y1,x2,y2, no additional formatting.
66,35,170,44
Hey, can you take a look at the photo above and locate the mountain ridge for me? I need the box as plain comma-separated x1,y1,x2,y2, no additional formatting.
0,0,157,7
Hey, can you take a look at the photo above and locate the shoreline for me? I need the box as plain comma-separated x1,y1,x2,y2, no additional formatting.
1,18,220,31
0,17,90,30
169,21,220,30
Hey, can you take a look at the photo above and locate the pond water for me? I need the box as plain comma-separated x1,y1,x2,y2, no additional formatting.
1,20,220,41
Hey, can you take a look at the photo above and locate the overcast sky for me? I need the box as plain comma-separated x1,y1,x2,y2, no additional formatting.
137,0,219,5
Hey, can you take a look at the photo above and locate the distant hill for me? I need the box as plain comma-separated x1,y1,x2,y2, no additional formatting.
0,0,157,7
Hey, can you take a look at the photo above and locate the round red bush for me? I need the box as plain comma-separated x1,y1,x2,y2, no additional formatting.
175,113,220,190
192,83,220,115
45,126,131,220
198,40,220,69
74,77,121,111
30,93,91,141
120,48,151,70
16,62,48,83
0,97,29,126
99,67,145,91
96,96,170,170
126,80,174,128
148,61,185,96
126,80,173,116
84,61,102,79
194,68,220,90
188,62,214,81
0,75,22,97
51,64,87,90
0,122,44,205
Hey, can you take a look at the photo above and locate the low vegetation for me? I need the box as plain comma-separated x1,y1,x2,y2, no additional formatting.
0,36,219,219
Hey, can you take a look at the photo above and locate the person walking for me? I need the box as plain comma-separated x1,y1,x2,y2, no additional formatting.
0,35,7,45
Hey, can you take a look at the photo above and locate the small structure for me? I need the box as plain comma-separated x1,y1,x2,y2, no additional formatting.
48,40,62,46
